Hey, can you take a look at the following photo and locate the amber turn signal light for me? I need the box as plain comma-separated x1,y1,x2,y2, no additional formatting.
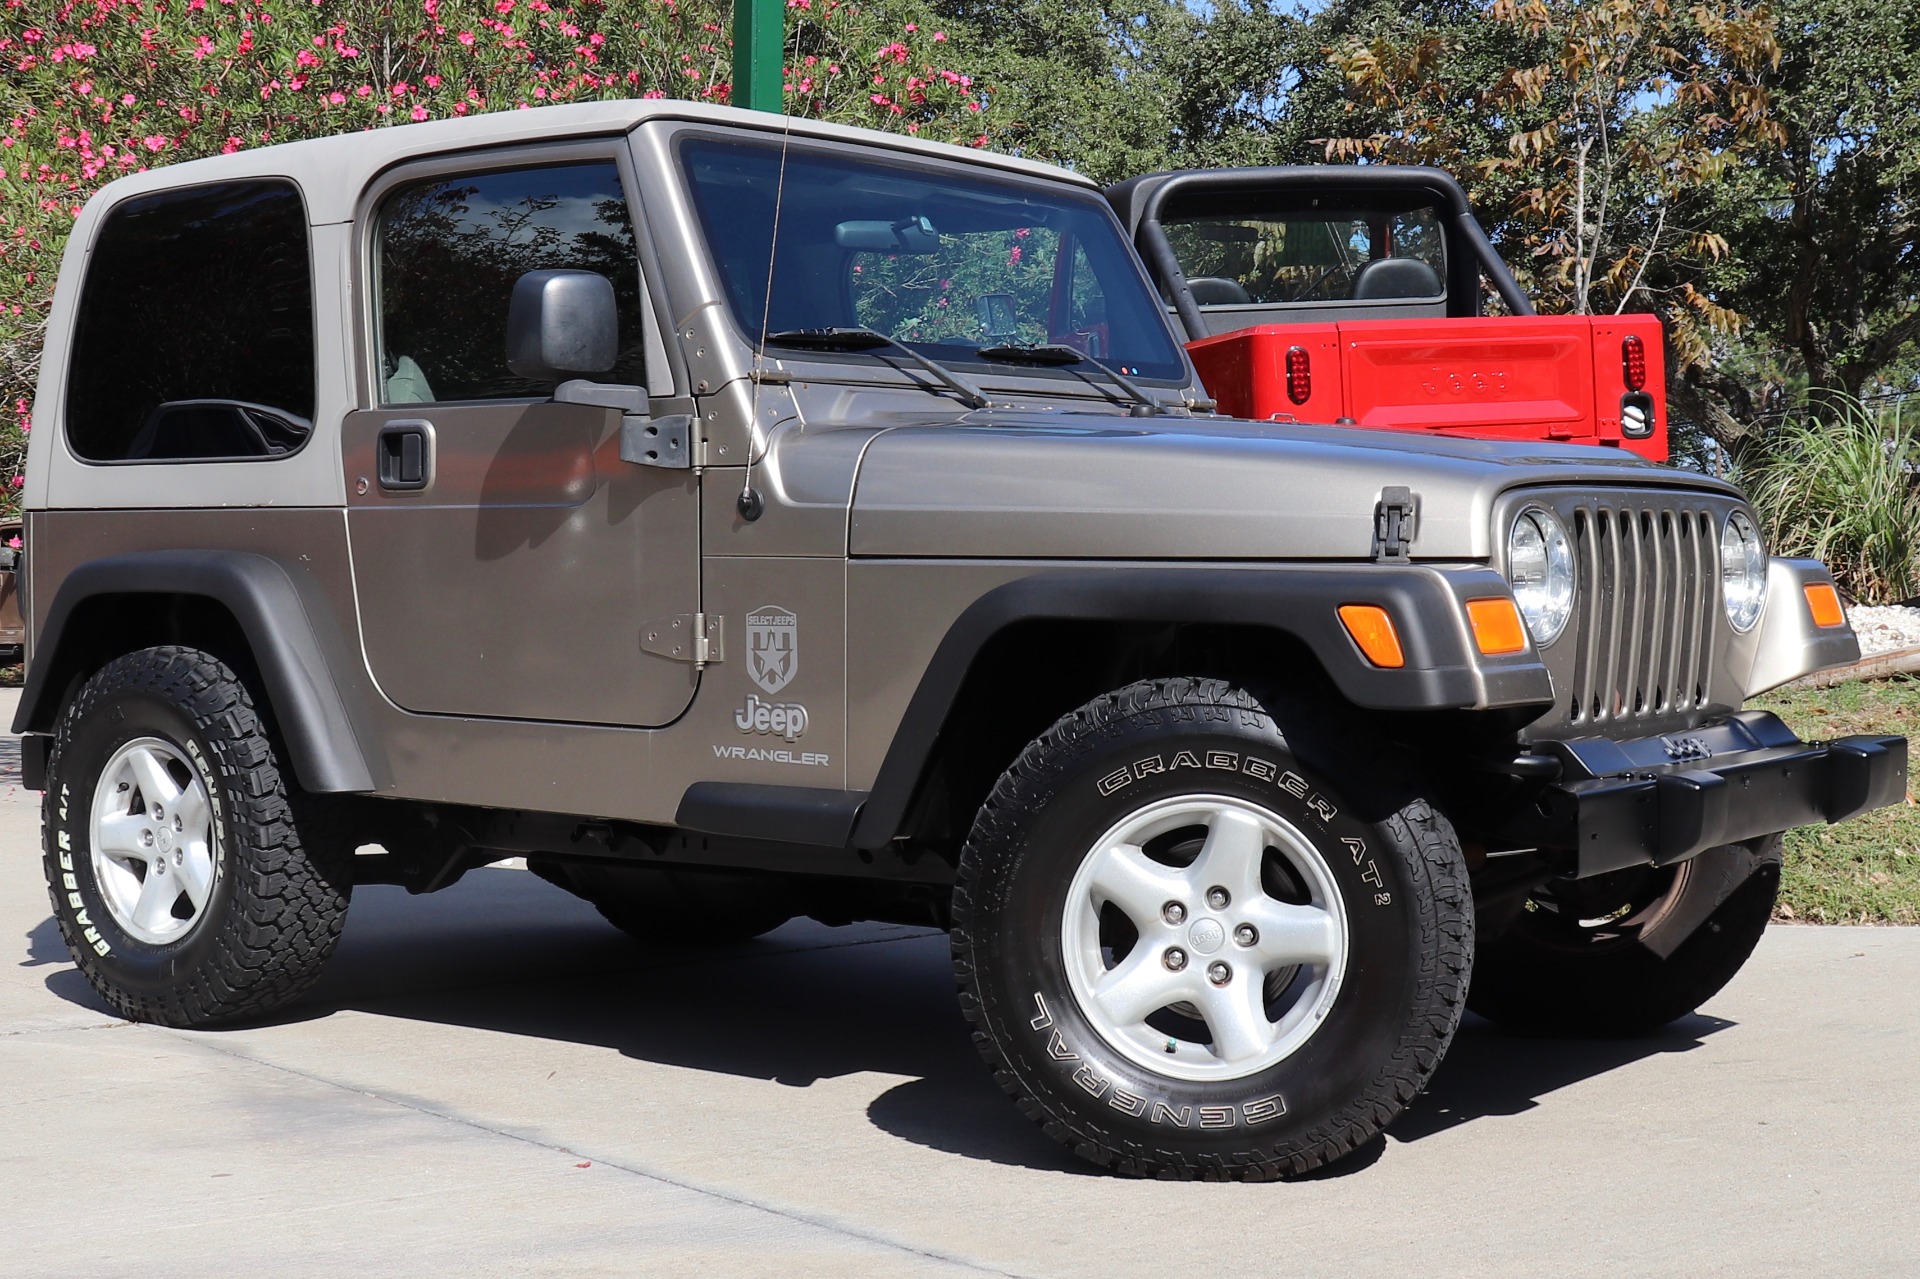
1338,604,1405,669
1466,597,1529,655
1804,582,1845,628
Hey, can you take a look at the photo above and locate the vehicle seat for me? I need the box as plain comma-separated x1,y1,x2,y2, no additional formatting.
1350,258,1443,300
1187,276,1252,305
124,401,274,460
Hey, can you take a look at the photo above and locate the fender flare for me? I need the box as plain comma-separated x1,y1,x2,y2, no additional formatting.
847,564,1552,848
12,550,381,794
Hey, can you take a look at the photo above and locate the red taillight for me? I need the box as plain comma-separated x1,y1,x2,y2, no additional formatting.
1285,345,1311,404
1622,335,1647,391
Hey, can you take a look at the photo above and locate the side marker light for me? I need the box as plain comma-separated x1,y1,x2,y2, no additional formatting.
1338,604,1405,669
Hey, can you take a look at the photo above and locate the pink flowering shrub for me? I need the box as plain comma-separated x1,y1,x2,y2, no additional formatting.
0,0,997,511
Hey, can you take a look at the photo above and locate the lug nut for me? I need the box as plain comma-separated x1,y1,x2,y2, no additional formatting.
1206,886,1231,910
1164,948,1188,972
1162,901,1187,925
140,830,154,847
173,850,183,865
152,804,165,822
173,817,183,833
1207,961,1232,986
1234,924,1258,947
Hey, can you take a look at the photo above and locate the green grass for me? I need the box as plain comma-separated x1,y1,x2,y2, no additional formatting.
1748,676,1920,924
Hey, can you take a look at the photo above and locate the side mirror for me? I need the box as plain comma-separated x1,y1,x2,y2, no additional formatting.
505,269,618,381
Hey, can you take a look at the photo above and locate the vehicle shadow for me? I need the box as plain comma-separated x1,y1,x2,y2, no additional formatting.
30,867,1734,1177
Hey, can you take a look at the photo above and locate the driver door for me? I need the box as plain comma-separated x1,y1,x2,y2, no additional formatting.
342,147,700,727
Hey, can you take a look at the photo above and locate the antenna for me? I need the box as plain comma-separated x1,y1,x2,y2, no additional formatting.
740,112,794,522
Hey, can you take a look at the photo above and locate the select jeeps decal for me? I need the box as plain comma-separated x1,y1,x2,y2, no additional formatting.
1027,994,1287,1129
746,606,798,694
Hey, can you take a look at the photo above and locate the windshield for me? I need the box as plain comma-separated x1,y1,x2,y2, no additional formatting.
679,137,1189,382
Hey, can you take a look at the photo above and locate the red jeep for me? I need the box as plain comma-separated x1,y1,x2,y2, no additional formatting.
1108,167,1666,460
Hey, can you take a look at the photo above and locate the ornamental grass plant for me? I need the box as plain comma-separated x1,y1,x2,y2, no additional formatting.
1740,392,1920,604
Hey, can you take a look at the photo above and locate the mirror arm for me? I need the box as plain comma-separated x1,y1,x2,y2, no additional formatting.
554,379,691,470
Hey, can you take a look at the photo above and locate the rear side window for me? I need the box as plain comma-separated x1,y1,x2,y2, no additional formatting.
66,180,315,462
374,160,646,404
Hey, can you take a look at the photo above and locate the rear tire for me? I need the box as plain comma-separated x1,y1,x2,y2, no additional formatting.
42,646,351,1026
1468,836,1780,1036
953,677,1473,1180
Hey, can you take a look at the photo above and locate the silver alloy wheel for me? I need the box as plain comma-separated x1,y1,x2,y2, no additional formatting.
1060,794,1349,1082
88,737,218,946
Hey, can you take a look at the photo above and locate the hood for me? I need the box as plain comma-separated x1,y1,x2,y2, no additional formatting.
844,410,1738,560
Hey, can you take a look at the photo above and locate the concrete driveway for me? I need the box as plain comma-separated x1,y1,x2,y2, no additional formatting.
2,686,1916,1277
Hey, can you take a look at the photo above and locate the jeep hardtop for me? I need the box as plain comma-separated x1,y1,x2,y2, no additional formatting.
15,101,1905,1180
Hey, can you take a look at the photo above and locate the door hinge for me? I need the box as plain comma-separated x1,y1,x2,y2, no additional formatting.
620,413,693,469
642,613,723,666
1372,486,1417,563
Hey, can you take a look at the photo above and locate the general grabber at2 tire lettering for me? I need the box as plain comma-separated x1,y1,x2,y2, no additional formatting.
951,677,1473,1180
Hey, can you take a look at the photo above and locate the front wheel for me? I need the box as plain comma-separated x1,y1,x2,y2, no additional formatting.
1468,837,1780,1036
952,678,1473,1180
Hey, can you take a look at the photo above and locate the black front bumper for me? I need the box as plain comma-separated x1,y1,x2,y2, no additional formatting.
1497,712,1907,878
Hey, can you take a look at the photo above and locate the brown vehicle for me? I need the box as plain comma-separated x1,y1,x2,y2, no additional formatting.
0,519,22,664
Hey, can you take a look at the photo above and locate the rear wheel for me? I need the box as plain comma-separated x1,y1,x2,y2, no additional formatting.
953,677,1473,1179
43,646,351,1026
1468,836,1780,1036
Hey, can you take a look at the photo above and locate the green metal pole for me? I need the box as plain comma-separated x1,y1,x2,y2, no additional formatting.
731,0,785,113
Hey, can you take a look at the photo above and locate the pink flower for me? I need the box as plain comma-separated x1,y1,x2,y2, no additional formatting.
8,476,21,489
410,105,429,121
327,91,346,105
1008,245,1022,265
7,537,20,549
933,31,947,42
192,35,215,60
356,84,373,97
221,137,242,154
458,31,475,45
142,135,168,152
424,74,442,88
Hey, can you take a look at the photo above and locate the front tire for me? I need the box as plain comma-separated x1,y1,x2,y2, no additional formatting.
952,678,1472,1179
42,647,351,1026
1468,837,1780,1036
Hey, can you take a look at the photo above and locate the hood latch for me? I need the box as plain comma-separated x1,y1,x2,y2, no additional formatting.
1373,487,1417,563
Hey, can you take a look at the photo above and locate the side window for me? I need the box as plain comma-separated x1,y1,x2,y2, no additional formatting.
375,160,644,404
1164,206,1447,306
66,180,315,462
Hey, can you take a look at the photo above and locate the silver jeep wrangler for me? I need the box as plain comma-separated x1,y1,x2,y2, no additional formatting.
16,101,1906,1180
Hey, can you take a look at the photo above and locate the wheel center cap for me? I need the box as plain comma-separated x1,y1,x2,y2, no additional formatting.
1187,917,1225,955
156,827,173,852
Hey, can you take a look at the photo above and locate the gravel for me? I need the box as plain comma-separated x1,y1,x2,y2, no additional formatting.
1847,604,1920,658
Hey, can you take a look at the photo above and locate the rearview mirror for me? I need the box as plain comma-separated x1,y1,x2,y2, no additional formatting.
505,269,619,381
834,216,941,254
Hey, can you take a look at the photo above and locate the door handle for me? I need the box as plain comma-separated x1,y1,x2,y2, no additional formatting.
376,419,434,491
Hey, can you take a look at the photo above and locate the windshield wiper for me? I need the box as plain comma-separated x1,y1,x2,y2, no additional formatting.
975,343,1163,417
765,327,992,410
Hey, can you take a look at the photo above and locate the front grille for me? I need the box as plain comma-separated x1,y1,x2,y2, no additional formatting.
1567,501,1718,726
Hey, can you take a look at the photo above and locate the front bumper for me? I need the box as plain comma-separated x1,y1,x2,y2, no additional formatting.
1497,712,1907,877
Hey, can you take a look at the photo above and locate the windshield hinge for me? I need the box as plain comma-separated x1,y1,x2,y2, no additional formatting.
1372,487,1417,564
642,613,723,667
620,413,693,469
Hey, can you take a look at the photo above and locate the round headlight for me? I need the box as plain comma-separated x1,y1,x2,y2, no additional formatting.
1721,510,1767,632
1506,507,1574,645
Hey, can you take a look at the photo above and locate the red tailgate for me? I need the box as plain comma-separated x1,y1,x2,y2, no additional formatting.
1337,317,1594,442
